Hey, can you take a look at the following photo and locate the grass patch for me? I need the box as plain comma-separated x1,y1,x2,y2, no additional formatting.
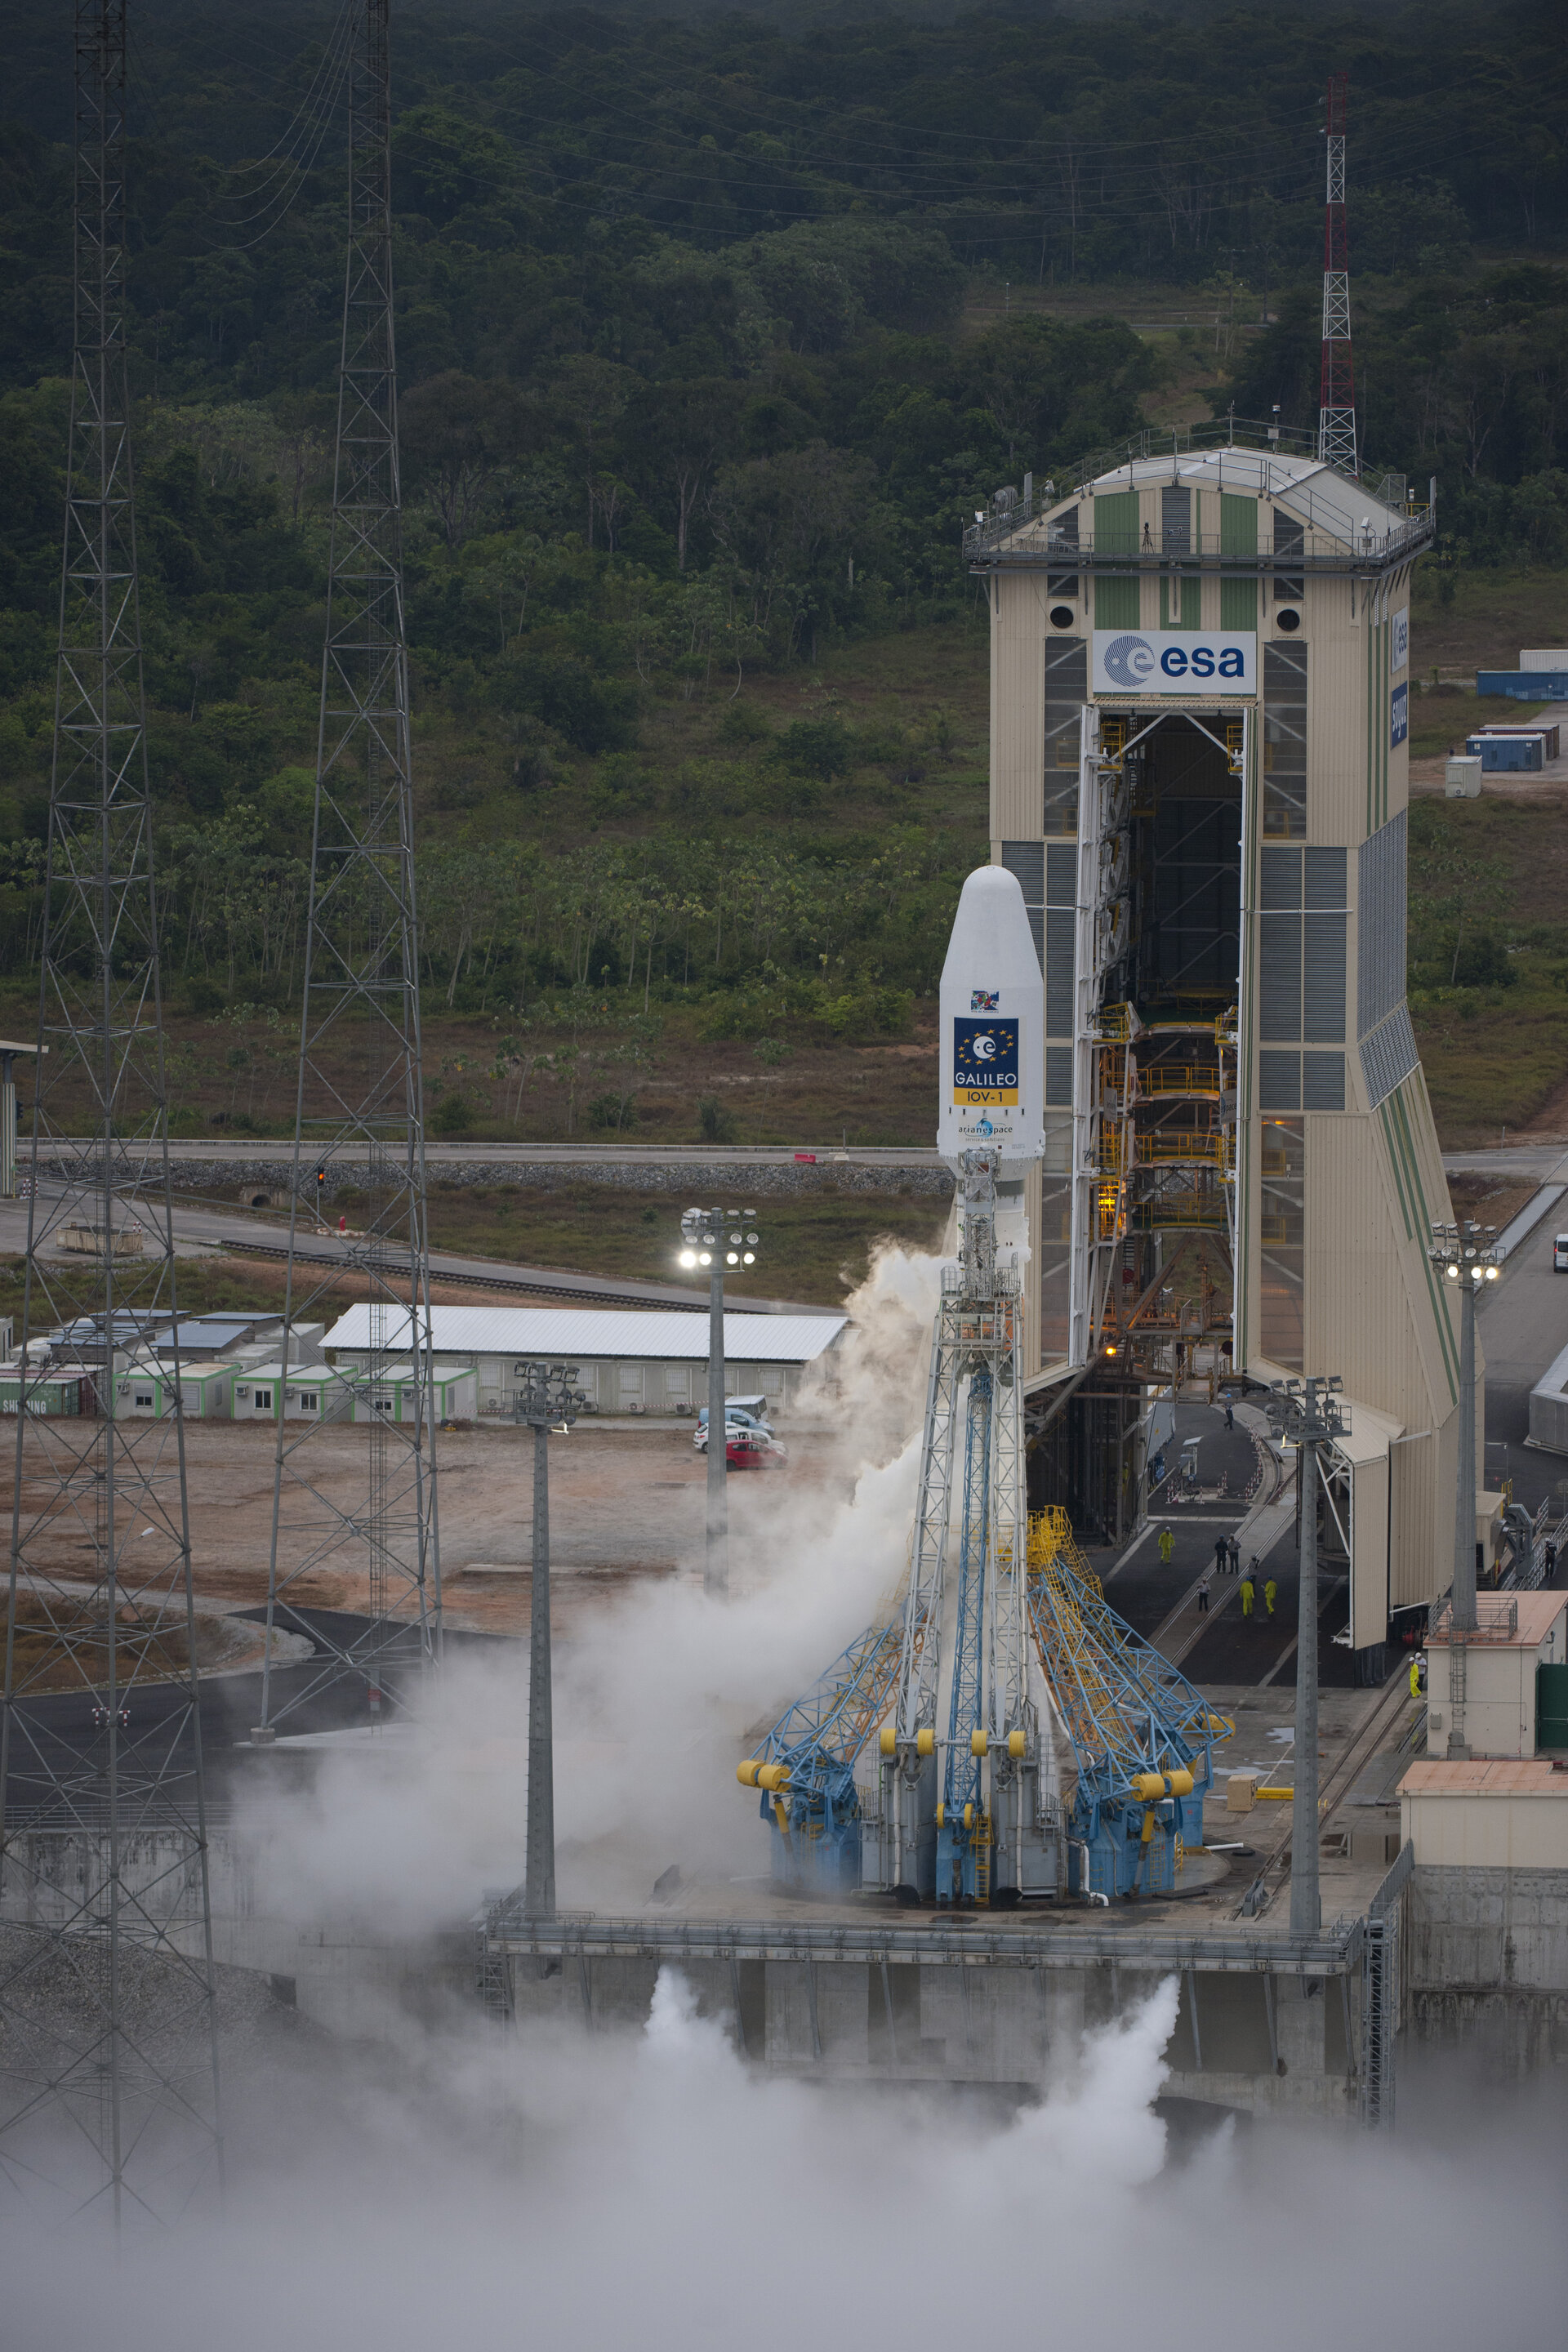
7,1592,217,1695
1407,693,1554,761
1410,566,1568,677
346,1182,954,1307
1411,982,1568,1141
0,1251,372,1330
1409,786,1568,1141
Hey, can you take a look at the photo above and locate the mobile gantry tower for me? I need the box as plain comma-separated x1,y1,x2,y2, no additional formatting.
969,430,1456,1682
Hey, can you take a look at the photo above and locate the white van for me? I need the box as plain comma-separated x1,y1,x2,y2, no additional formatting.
1555,1233,1568,1272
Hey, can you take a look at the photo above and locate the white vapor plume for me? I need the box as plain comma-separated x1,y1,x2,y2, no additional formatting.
239,1239,947,1931
11,1233,1557,2352
3,1971,1565,2352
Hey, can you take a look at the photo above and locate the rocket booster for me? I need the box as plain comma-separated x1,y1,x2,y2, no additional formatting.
937,864,1045,1178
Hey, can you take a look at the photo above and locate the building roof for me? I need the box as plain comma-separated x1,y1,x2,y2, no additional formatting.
1530,1340,1568,1401
1425,1592,1566,1650
323,1303,848,1365
967,431,1429,573
172,1315,275,1336
1076,446,1405,546
1400,1760,1568,1797
1329,1395,1404,1468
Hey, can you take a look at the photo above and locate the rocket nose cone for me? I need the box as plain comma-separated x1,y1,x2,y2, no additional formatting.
957,865,1026,915
941,863,1037,989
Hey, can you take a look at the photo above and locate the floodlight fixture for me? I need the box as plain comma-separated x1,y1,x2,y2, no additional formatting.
676,1207,762,1598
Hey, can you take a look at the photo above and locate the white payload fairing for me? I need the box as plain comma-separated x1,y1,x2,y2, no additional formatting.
936,864,1045,1178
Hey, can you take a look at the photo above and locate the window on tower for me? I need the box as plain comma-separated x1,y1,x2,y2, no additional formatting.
1263,643,1308,837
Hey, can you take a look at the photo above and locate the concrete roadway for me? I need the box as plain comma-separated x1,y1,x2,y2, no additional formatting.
1476,1185,1568,1511
1091,1397,1339,1690
0,1181,835,1318
5,1608,514,1812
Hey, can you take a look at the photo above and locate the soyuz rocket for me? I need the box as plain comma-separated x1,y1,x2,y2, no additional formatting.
937,865,1046,1263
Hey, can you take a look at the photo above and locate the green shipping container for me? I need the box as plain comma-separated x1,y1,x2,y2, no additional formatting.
1537,1662,1568,1752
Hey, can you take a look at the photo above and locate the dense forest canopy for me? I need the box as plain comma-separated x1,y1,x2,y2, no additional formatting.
0,0,1562,1040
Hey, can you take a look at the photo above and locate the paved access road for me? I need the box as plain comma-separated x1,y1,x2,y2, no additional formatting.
1477,1190,1568,1508
0,1180,836,1318
3,1609,514,1815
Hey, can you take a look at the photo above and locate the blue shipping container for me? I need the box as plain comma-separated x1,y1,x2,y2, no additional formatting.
1476,670,1568,701
1465,733,1543,772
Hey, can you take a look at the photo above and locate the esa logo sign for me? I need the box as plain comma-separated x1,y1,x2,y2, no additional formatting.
952,1016,1019,1105
1391,682,1409,748
1391,605,1409,675
1093,630,1255,696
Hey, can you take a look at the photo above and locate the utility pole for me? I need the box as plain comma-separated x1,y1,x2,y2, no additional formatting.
1317,70,1357,475
1428,1223,1499,1686
1267,1375,1348,1938
0,0,221,2221
260,0,439,1735
679,1207,761,1597
514,1364,582,1919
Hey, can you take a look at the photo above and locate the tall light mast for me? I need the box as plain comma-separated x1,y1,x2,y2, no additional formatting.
1317,70,1357,476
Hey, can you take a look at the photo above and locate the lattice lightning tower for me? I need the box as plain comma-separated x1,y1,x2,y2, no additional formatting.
0,0,222,2225
259,0,441,1731
1317,70,1357,476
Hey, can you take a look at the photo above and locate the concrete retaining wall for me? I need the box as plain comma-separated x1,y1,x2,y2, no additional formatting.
503,1951,1359,2121
1405,1864,1568,2076
3,1826,1359,2117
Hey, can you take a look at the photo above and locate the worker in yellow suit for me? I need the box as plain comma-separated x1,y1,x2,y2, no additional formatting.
1409,1652,1421,1698
1239,1577,1254,1618
1158,1525,1174,1565
1264,1577,1278,1618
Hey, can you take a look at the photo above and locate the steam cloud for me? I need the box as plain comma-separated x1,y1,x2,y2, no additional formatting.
3,1248,1566,2345
240,1239,947,1930
4,1967,1565,2352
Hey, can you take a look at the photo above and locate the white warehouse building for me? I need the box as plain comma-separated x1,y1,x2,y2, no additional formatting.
322,1306,848,1419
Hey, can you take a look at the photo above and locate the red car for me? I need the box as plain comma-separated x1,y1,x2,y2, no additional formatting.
726,1428,786,1472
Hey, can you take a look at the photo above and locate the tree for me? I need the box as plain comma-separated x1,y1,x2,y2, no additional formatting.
401,372,535,547
623,377,745,570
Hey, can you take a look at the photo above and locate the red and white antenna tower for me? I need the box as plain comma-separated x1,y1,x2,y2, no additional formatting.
1317,70,1356,475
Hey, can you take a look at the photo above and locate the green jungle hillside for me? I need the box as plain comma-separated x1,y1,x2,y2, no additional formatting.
0,0,1563,1147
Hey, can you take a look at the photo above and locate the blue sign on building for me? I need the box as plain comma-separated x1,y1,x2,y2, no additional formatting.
1391,682,1409,749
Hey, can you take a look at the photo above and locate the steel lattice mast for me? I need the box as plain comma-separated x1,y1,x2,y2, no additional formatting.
1317,70,1357,476
259,0,439,1733
0,0,221,2224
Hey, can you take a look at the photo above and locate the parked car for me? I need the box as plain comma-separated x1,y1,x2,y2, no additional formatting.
1554,1232,1568,1272
724,1427,786,1472
695,1419,742,1454
694,1406,773,1451
697,1401,773,1436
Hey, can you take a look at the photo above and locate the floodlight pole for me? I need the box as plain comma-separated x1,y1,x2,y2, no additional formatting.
680,1205,762,1598
1270,1374,1347,1938
706,1245,732,1594
515,1362,582,1919
1428,1220,1499,1643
